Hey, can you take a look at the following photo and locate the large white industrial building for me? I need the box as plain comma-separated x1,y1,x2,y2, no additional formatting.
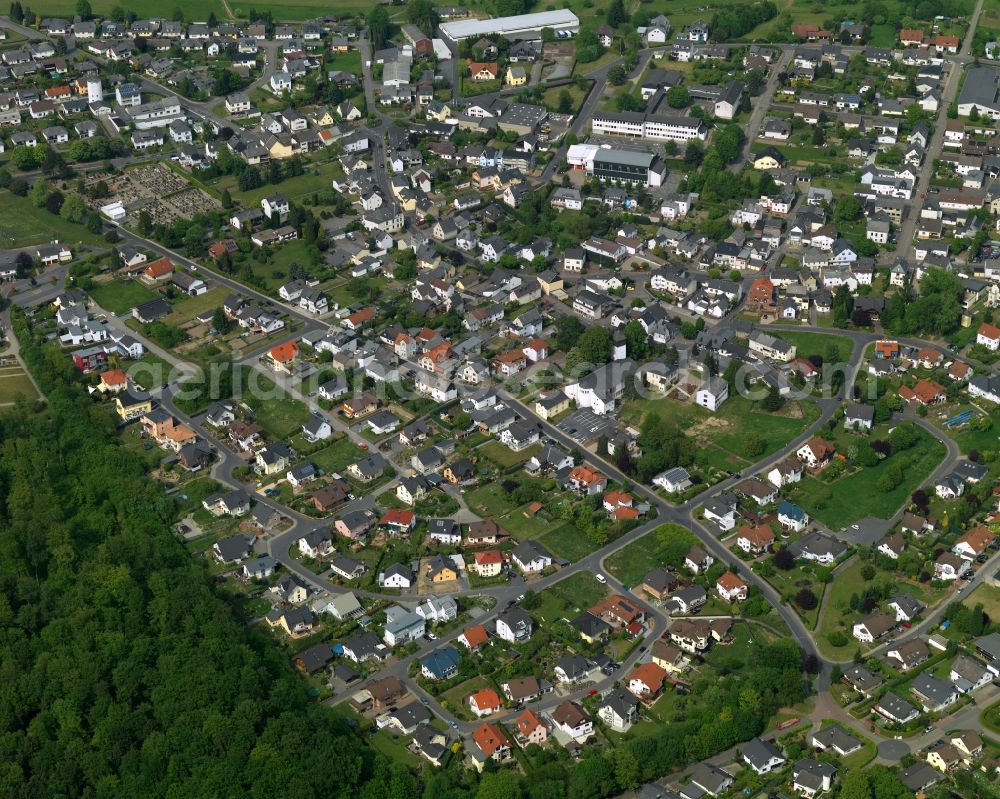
439,9,579,41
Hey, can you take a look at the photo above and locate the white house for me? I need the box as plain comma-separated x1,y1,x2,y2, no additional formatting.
695,376,728,411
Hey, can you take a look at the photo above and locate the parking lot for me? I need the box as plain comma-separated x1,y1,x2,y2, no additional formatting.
557,408,620,445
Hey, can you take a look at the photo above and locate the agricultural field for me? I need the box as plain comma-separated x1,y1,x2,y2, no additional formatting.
29,0,225,18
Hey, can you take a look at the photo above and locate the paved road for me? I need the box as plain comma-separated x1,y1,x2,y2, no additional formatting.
896,0,984,258
734,48,793,170
9,11,996,757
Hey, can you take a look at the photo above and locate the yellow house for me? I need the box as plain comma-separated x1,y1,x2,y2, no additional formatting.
427,102,452,121
534,390,570,420
426,555,458,583
115,390,153,421
268,139,295,160
505,65,527,86
537,271,564,295
312,107,336,126
926,744,963,772
752,147,787,170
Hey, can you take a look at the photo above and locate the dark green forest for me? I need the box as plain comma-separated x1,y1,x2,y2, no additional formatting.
1,313,811,798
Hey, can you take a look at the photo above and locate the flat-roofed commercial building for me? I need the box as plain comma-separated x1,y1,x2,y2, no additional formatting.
592,148,665,187
958,65,1000,119
591,111,707,142
439,9,579,41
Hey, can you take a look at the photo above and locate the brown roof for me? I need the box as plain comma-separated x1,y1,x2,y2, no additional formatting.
551,700,588,727
651,639,683,665
366,675,405,703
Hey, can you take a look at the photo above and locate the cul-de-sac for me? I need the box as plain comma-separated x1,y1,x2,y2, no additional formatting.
5,1,1000,797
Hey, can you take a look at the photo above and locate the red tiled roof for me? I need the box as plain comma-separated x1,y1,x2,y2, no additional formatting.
269,341,299,363
472,722,509,755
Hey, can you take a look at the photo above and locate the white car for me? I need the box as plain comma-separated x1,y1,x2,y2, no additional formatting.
595,574,607,584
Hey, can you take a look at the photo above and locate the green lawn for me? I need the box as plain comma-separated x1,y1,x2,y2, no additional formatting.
327,51,362,74
128,352,177,390
535,572,607,624
500,504,556,539
750,142,843,166
466,484,517,518
26,0,370,21
0,367,38,403
163,286,230,326
786,426,946,529
478,440,540,469
605,524,698,587
779,331,854,365
241,371,312,439
0,191,108,249
760,563,824,629
89,280,160,315
231,0,373,18
951,406,1000,454
308,435,364,475
815,557,884,658
542,82,591,114
964,584,1000,620
29,0,224,18
218,161,340,207
624,393,820,463
439,675,492,720
537,523,596,562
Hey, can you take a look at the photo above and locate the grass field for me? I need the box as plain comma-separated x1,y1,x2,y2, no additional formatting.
535,572,607,624
537,523,596,562
28,0,225,18
762,562,824,629
626,393,821,464
814,557,917,658
241,370,312,439
162,286,230,326
303,435,363,475
215,161,340,206
779,331,854,365
0,366,38,404
327,50,362,74
963,583,1000,620
478,440,540,468
786,426,946,529
605,524,698,587
951,406,1000,454
29,0,374,19
542,82,590,114
0,191,107,249
89,280,159,315
466,484,516,518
